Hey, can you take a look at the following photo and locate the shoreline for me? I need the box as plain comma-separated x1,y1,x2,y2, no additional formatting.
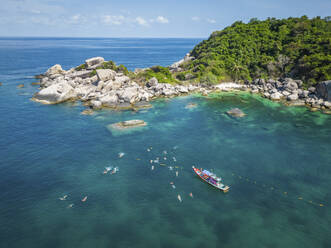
31,56,331,114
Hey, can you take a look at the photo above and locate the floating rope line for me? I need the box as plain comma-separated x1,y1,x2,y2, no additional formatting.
231,173,326,207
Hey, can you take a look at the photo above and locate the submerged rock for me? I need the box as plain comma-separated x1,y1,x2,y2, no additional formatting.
226,108,246,117
185,103,197,109
80,109,94,115
109,120,147,129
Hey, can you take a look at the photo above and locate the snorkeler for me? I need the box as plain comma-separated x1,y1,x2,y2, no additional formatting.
81,196,88,202
59,195,68,201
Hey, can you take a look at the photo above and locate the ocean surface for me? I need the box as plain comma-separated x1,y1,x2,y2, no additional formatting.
0,38,330,248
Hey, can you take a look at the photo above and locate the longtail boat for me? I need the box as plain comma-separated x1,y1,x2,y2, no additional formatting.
192,166,230,192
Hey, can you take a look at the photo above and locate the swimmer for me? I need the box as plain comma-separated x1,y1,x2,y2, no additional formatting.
170,182,174,185
81,196,87,202
118,152,125,158
164,157,167,160
150,160,153,164
103,166,112,174
173,157,177,162
173,146,178,150
169,166,173,171
177,194,182,202
176,171,178,177
67,204,74,208
163,150,167,155
172,185,176,189
189,192,193,198
147,148,151,152
151,165,154,170
59,195,68,201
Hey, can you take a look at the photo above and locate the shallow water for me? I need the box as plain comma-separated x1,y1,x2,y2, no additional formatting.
0,38,331,248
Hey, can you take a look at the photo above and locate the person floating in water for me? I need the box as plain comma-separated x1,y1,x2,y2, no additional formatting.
59,195,68,201
177,194,182,202
81,196,88,202
151,165,154,170
176,171,178,177
67,204,74,208
189,192,193,198
118,152,125,158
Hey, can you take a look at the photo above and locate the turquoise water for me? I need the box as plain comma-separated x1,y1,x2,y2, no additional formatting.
0,38,331,248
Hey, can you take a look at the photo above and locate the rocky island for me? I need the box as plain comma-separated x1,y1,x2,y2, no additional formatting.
32,16,331,113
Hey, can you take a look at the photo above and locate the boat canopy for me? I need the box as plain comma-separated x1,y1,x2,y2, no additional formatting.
202,170,212,176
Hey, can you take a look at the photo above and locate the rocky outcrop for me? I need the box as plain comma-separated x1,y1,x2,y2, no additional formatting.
316,80,331,101
32,56,330,113
32,57,202,109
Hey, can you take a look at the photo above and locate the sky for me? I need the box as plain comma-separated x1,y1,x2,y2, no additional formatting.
0,0,330,38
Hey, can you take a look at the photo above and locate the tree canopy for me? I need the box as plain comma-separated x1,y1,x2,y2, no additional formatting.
182,16,331,86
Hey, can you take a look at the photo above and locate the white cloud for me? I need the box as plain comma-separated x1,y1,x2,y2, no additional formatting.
156,16,169,24
207,18,216,24
102,15,125,25
192,16,200,21
135,16,148,26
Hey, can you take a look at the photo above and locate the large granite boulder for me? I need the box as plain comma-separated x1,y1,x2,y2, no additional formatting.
45,64,64,76
100,94,119,107
316,80,331,101
270,92,282,100
147,77,158,88
121,86,139,103
85,57,104,69
96,69,116,82
287,94,299,101
33,82,76,104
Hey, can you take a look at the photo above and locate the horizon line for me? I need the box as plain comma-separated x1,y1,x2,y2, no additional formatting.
0,36,207,39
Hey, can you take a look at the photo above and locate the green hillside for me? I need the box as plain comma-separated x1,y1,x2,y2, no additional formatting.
180,16,331,86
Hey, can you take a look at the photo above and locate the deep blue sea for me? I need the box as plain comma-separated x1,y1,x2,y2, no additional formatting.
0,38,331,248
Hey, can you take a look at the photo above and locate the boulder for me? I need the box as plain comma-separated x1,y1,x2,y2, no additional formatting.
114,75,130,84
45,64,64,76
100,94,119,107
96,69,116,82
281,90,291,96
308,87,316,93
90,100,102,109
67,70,92,79
33,82,76,104
176,85,189,93
226,108,246,117
85,57,105,69
270,92,282,100
146,77,158,88
284,80,298,91
287,94,299,101
316,80,331,101
121,86,139,103
323,101,331,109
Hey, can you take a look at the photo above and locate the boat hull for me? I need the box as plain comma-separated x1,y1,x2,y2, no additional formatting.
193,167,229,192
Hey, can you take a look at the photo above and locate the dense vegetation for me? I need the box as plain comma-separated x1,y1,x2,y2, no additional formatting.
181,16,331,86
134,66,179,84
